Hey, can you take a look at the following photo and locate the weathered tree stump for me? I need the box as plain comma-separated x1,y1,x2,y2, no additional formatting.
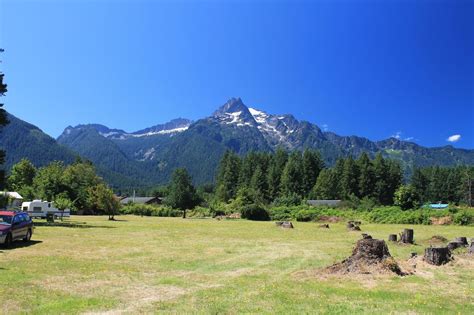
400,229,414,244
361,233,372,239
455,237,468,246
318,224,329,229
424,247,451,265
280,221,294,229
388,234,397,242
447,241,463,251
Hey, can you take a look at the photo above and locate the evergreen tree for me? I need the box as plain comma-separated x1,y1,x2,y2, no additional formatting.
341,156,360,199
411,168,429,203
302,149,325,197
166,168,199,217
0,49,9,191
250,164,269,203
267,147,288,201
386,160,403,203
310,168,339,200
280,151,303,197
215,151,241,202
372,153,391,204
357,152,375,198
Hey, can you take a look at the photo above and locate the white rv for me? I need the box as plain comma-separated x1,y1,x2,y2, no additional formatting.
21,200,71,219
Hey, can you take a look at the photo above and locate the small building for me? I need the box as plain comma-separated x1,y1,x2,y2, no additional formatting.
0,192,24,210
120,196,163,205
307,200,342,207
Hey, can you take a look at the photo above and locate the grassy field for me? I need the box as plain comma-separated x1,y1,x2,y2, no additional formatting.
0,216,473,314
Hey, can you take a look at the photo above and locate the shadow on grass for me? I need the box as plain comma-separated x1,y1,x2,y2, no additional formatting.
33,221,115,229
1,240,43,251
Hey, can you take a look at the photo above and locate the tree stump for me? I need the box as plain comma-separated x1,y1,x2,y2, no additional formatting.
388,234,397,242
455,237,468,246
424,247,451,265
400,229,414,244
447,241,463,251
280,221,294,229
361,233,372,239
347,222,355,229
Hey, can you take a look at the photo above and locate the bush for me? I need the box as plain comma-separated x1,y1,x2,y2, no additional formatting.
295,209,319,222
453,210,474,226
120,203,181,217
240,204,270,221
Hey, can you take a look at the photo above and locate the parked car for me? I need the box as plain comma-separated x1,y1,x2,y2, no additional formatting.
0,211,34,247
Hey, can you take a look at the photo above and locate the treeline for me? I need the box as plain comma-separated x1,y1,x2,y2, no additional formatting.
214,149,403,206
5,158,119,218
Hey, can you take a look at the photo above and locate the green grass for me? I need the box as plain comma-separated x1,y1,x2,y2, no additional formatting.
1,216,473,314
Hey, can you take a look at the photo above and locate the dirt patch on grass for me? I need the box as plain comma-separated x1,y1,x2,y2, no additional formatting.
430,216,452,225
428,235,448,243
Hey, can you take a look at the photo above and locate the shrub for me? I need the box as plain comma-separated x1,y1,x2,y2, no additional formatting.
295,209,319,222
120,203,180,217
240,204,270,221
453,210,473,226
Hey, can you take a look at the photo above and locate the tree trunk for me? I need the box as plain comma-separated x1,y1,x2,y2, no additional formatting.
388,234,397,242
424,247,451,265
400,229,414,244
182,209,186,219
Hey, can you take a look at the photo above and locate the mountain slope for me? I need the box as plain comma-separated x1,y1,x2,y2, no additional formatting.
0,113,77,168
56,98,474,188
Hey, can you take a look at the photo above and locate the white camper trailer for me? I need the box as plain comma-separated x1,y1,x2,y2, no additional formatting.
21,200,71,219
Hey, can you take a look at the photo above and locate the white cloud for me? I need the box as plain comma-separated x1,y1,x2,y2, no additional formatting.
447,134,461,143
391,131,402,140
404,137,415,141
321,124,329,131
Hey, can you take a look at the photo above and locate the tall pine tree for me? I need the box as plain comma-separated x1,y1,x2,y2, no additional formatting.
267,147,288,201
302,149,325,198
215,151,241,202
0,49,9,191
280,151,304,197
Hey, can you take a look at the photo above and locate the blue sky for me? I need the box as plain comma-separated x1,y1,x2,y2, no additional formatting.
1,0,473,148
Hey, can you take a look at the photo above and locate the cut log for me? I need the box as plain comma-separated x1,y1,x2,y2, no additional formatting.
455,237,468,246
424,247,451,266
400,229,414,244
388,234,397,242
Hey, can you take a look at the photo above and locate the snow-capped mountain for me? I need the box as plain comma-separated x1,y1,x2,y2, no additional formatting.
51,97,474,188
60,118,192,141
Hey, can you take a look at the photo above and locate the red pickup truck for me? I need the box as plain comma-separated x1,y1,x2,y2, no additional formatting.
0,211,34,247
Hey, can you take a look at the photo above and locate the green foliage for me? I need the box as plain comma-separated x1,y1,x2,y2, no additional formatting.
166,168,200,213
294,209,319,222
272,193,302,207
280,151,304,197
33,161,68,201
215,151,241,203
120,203,180,217
240,204,270,221
88,183,121,220
453,210,473,226
394,185,421,210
